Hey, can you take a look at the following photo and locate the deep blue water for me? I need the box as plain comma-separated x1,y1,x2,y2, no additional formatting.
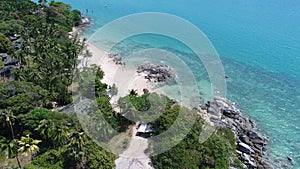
34,0,300,167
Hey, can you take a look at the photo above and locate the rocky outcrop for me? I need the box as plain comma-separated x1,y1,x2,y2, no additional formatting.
0,54,20,82
201,97,273,169
80,14,91,26
108,53,124,65
137,62,176,82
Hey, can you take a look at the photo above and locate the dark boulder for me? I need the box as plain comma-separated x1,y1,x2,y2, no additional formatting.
207,106,219,116
287,156,293,162
240,135,251,145
237,142,254,154
249,131,264,140
137,62,175,83
251,138,266,146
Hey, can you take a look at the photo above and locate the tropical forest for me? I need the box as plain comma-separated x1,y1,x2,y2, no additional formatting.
0,0,244,168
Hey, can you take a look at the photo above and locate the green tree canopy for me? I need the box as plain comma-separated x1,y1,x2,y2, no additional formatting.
0,33,11,52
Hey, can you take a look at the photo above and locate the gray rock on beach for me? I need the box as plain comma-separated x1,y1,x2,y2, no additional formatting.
137,61,176,82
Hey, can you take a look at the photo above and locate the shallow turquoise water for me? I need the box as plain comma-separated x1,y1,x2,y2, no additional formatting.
35,0,300,167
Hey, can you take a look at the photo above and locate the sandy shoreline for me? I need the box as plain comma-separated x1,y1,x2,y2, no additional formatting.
83,41,154,169
71,27,154,168
81,42,154,105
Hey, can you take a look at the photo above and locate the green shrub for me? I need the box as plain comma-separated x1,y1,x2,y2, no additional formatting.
26,147,67,169
0,33,11,52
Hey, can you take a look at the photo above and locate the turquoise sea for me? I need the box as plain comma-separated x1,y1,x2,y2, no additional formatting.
36,0,300,167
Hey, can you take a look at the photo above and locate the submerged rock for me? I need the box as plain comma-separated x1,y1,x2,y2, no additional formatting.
274,157,294,169
108,53,124,65
137,61,175,82
287,156,293,162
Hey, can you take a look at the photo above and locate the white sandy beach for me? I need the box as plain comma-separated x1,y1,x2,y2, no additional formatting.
81,43,154,169
75,32,217,169
80,43,154,104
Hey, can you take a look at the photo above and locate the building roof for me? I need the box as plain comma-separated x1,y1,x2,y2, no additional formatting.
137,123,147,133
0,53,8,61
137,122,154,133
0,53,7,57
4,58,19,66
0,65,14,76
12,42,21,49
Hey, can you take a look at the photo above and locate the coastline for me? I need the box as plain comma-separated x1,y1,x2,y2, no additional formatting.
72,26,154,168
72,23,154,105
81,42,154,104
74,24,275,168
3,0,298,168
82,40,274,168
62,1,300,167
205,97,274,168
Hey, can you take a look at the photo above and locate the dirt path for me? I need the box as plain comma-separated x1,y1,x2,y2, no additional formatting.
115,126,154,169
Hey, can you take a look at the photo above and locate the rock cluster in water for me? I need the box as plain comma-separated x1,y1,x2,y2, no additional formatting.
79,14,91,26
201,97,273,169
137,62,176,82
108,53,124,65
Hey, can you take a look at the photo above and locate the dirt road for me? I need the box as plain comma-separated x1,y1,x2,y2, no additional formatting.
115,127,154,169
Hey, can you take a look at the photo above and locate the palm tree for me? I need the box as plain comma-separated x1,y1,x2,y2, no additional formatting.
91,114,114,141
0,110,21,168
72,67,83,83
68,130,88,168
17,134,41,157
118,96,138,121
0,137,19,161
0,110,16,139
129,89,138,96
68,131,88,151
13,69,26,82
37,119,69,147
37,119,54,139
83,50,92,58
52,125,69,147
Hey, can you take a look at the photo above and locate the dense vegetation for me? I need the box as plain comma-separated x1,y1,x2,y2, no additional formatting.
123,93,243,168
0,0,116,168
118,91,171,122
0,0,83,106
76,64,133,134
0,0,242,168
151,111,241,168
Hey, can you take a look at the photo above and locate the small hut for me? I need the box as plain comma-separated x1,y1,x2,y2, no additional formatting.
136,122,154,137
